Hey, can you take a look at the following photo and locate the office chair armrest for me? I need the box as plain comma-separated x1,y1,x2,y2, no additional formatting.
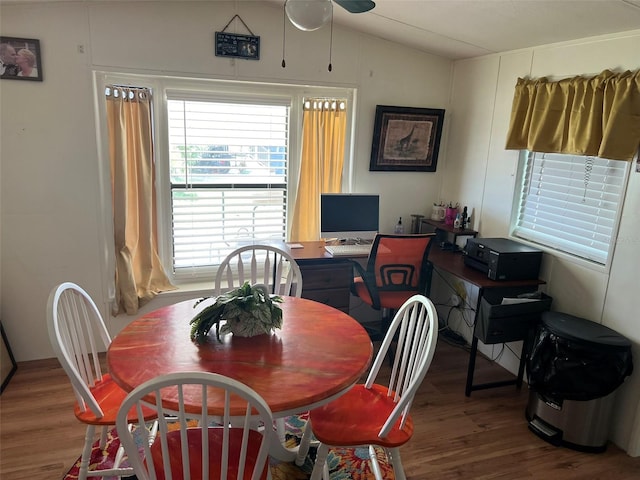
349,260,367,296
420,261,434,296
350,260,381,310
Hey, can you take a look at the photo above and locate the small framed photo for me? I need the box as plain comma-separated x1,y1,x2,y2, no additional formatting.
0,36,43,81
1,323,17,393
370,105,445,172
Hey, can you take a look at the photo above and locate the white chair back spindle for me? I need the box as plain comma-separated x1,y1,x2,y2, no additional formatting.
215,245,302,297
117,371,275,480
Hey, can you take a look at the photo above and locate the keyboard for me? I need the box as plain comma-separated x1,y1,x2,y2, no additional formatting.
325,244,371,257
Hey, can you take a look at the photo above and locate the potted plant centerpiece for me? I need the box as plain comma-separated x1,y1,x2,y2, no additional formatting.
190,282,284,344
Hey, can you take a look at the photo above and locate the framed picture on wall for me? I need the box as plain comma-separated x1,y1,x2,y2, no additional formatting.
370,105,445,172
1,323,17,394
0,36,43,81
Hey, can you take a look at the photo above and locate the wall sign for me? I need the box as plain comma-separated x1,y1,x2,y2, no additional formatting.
215,15,260,60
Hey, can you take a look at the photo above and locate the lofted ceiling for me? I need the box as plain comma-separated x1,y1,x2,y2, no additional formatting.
274,0,640,60
2,0,640,60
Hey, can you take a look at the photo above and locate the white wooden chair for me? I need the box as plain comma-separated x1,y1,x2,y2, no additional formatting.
295,294,439,480
215,244,303,443
214,245,303,297
47,282,156,480
116,371,275,480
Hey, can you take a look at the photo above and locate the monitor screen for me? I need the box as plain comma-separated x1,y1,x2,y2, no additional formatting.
320,194,380,241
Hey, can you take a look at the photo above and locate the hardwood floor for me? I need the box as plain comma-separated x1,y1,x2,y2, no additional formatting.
1,340,638,480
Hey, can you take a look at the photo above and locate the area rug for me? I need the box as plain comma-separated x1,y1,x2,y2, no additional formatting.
62,413,394,480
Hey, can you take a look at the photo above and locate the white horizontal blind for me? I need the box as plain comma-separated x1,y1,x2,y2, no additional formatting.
513,151,628,265
168,99,289,272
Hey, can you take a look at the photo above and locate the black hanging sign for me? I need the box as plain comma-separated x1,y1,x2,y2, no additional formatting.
215,15,260,60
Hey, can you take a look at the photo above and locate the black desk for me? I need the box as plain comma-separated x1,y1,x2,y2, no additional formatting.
428,248,545,396
284,242,546,397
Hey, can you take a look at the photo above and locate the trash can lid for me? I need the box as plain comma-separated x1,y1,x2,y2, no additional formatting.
541,311,631,349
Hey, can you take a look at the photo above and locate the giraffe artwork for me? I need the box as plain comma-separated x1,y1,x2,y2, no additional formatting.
370,105,445,172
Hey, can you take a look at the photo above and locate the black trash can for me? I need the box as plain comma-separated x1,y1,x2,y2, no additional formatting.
526,311,633,452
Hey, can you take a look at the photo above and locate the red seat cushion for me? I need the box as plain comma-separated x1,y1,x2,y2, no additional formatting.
309,383,413,448
148,428,268,480
74,373,156,425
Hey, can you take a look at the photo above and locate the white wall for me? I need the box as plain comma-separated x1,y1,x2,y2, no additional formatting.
0,1,451,360
444,31,640,455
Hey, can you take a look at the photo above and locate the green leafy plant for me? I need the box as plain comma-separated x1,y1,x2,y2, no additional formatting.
190,282,283,344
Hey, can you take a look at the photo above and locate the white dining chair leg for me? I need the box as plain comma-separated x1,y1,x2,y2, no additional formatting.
78,425,96,480
369,445,384,480
99,425,108,448
323,461,330,480
276,417,286,443
295,419,314,466
387,446,406,480
310,443,329,480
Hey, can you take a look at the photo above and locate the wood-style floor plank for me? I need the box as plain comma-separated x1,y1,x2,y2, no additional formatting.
1,341,638,480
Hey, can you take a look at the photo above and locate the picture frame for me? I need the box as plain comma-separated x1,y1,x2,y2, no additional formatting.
0,36,43,81
1,323,17,394
370,105,445,172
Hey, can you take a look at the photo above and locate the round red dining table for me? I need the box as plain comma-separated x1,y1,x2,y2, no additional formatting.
107,296,373,458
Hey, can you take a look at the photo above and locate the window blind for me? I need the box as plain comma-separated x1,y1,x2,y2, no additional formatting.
168,99,289,272
513,151,629,265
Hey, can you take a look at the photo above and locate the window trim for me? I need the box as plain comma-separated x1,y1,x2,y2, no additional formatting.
94,71,355,286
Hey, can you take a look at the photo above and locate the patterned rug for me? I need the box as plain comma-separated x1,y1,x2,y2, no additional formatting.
62,413,394,480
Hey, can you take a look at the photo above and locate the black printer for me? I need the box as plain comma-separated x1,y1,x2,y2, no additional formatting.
464,237,542,281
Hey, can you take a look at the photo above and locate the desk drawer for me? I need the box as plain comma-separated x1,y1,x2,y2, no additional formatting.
299,261,353,290
301,288,350,312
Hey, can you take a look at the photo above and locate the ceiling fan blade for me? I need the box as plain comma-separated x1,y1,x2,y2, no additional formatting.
334,0,376,14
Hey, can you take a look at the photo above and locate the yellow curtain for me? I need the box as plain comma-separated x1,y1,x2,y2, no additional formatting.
290,99,347,241
505,69,640,161
106,86,175,315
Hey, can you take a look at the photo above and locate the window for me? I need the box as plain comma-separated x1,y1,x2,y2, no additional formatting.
512,151,630,266
167,97,290,274
95,74,353,284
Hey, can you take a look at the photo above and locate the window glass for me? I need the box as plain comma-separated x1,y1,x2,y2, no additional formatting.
512,151,630,266
167,99,289,273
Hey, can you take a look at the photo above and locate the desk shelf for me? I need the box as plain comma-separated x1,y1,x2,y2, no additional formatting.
420,219,478,248
427,248,546,396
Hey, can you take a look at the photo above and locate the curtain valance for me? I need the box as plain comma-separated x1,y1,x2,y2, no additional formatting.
505,69,640,161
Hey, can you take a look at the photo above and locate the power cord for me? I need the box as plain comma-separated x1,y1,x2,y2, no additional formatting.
432,267,477,312
436,305,470,348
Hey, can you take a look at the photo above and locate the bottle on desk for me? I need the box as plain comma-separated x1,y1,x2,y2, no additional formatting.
461,206,468,229
394,217,404,234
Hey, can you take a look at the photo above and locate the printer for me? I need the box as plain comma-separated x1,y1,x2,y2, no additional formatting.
464,237,542,281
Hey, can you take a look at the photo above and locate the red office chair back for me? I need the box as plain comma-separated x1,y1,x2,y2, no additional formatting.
354,234,435,311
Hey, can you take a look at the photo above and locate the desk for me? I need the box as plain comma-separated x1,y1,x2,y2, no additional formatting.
428,248,545,396
107,296,373,460
285,241,366,313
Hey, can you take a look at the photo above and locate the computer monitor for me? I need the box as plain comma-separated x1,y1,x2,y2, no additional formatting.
320,193,380,241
